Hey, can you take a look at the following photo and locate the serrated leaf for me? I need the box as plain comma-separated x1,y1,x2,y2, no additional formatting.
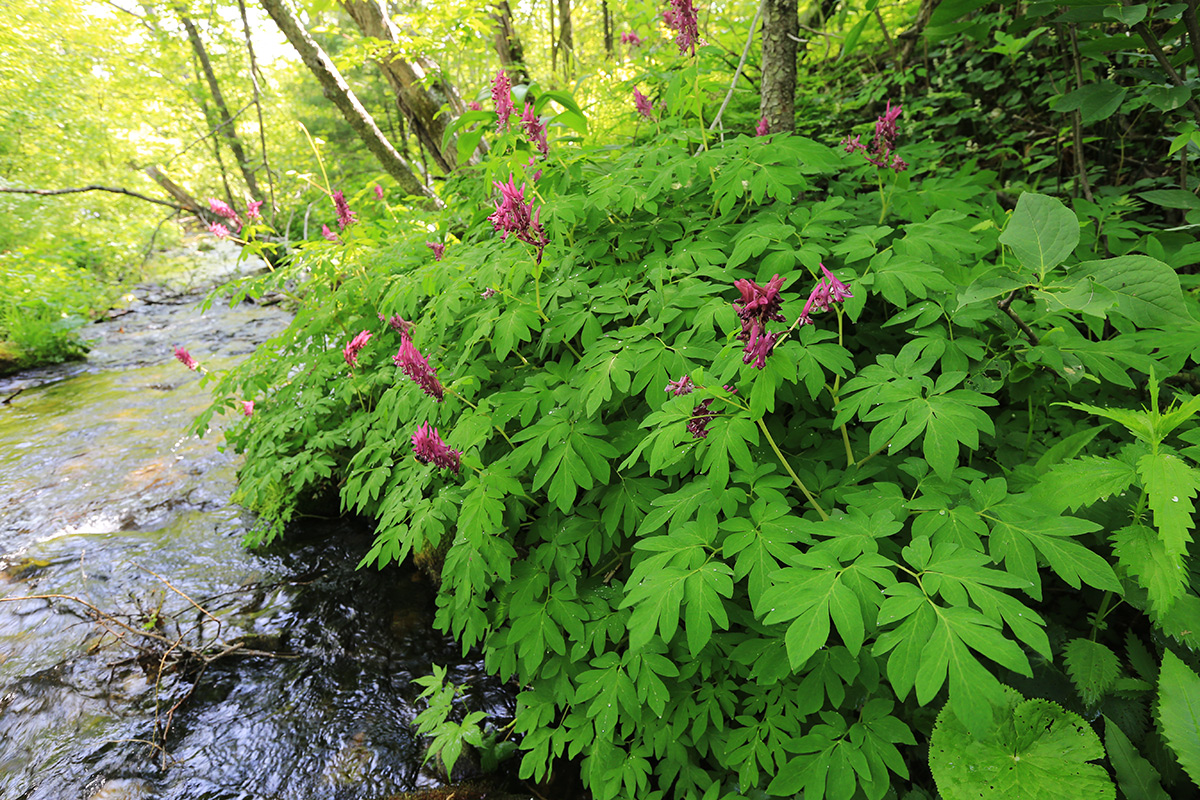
1157,649,1200,788
929,690,1115,800
1112,524,1185,619
998,192,1080,280
1065,638,1121,706
1104,716,1170,800
1032,456,1137,512
1138,453,1199,561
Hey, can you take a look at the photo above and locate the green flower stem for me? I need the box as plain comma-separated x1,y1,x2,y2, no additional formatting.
757,417,829,521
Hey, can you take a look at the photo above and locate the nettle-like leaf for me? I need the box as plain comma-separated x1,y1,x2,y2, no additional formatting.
1157,649,1200,788
1065,638,1121,706
1031,455,1137,513
1112,524,1186,618
929,689,1115,800
1104,716,1170,800
1137,452,1199,561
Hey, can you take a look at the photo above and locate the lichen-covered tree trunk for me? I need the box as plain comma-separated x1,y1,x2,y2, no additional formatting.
341,0,467,174
491,0,529,85
257,0,440,207
177,12,263,201
557,0,573,77
760,0,798,134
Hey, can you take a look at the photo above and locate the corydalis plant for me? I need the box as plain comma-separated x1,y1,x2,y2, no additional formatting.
492,70,514,132
663,0,700,55
733,274,786,369
426,242,446,261
799,264,854,326
633,87,656,121
487,175,547,263
332,190,357,229
411,422,460,473
174,346,200,371
521,103,549,157
393,334,444,402
208,198,242,230
343,330,371,368
842,101,907,173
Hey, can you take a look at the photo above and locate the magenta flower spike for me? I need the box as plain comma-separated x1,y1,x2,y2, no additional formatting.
633,87,655,120
755,117,769,137
241,400,255,417
207,222,232,240
487,174,547,263
380,312,414,337
174,346,199,371
842,101,907,173
621,31,643,46
374,184,385,200
521,102,550,156
665,375,695,396
821,264,854,304
343,330,372,368
321,224,339,243
332,190,357,229
246,199,264,220
468,100,482,111
733,275,787,369
481,288,497,299
492,69,514,132
664,0,700,55
411,422,461,474
393,334,444,402
208,197,242,229
426,242,446,261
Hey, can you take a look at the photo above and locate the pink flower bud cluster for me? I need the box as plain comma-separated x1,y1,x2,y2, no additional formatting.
174,346,199,371
488,175,548,263
322,224,339,243
492,70,515,132
412,422,461,474
247,199,264,220
332,190,357,229
798,265,854,326
621,31,643,46
755,117,769,137
427,242,446,261
842,101,907,172
734,275,786,369
374,184,385,200
633,87,656,121
664,0,700,55
521,103,550,157
393,334,444,402
663,377,737,439
208,198,242,230
343,330,372,368
207,222,232,240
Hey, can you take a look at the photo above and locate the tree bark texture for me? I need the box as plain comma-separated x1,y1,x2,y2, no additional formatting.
760,0,798,134
491,0,529,85
557,0,573,77
178,12,263,200
257,0,441,206
602,0,613,58
341,0,466,174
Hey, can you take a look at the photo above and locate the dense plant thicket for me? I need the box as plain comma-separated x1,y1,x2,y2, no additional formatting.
190,2,1200,799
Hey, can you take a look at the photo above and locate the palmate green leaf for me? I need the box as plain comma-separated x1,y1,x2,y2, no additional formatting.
721,499,806,608
1137,453,1199,561
698,414,757,493
998,192,1080,280
1157,649,1200,788
1104,716,1171,800
682,561,734,655
1112,524,1185,619
989,496,1121,596
929,690,1115,800
1065,638,1121,706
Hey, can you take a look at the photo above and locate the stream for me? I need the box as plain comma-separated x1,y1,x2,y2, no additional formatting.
0,241,508,800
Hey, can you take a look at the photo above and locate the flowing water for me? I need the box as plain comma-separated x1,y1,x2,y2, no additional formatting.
0,242,507,800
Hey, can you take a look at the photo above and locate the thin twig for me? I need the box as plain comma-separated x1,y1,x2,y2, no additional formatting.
997,288,1039,345
709,0,767,132
0,185,191,213
1132,19,1200,126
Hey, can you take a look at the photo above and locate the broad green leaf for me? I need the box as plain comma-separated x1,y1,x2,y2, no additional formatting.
929,690,1115,800
1157,650,1200,788
998,192,1080,280
1064,638,1121,706
1104,716,1170,800
1139,190,1200,211
1051,81,1128,125
1031,456,1137,512
1103,4,1147,26
1077,256,1192,330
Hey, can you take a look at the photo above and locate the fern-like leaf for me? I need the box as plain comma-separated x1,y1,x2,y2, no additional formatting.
1157,649,1200,788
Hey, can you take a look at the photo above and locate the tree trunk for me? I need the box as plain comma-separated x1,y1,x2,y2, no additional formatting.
341,0,467,174
177,12,263,200
760,0,798,134
491,0,529,85
896,0,941,68
557,0,573,77
602,0,613,58
258,0,441,207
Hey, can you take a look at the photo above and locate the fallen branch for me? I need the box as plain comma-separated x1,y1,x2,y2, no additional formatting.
0,184,192,213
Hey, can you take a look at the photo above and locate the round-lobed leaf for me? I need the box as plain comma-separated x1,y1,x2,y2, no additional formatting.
929,688,1115,800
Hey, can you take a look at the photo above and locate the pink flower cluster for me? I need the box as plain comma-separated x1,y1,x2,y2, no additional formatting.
374,185,385,200
755,117,769,137
664,0,701,55
412,422,461,474
492,70,515,132
380,312,414,337
332,190,357,229
427,242,446,261
842,101,907,172
664,376,736,439
488,175,547,263
343,330,372,368
521,103,550,157
633,87,655,120
174,346,199,371
241,400,255,417
621,31,643,46
798,265,854,326
393,334,444,402
207,222,232,240
247,198,264,220
322,224,339,243
734,275,786,369
208,198,242,231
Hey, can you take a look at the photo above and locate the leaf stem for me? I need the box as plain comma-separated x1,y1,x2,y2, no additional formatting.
756,418,829,520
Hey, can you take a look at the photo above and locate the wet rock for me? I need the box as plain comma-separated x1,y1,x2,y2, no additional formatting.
89,777,153,799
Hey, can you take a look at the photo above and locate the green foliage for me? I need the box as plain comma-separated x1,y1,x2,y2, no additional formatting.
1157,650,1200,789
192,2,1200,798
